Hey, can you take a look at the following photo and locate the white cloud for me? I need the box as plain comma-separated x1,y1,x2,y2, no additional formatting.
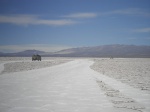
0,15,77,26
63,12,97,18
0,44,73,53
35,19,77,26
132,28,150,33
0,15,36,25
0,13,97,26
0,9,149,26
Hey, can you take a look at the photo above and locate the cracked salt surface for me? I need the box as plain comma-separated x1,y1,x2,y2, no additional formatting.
96,80,145,112
0,58,150,112
93,71,150,112
91,58,150,91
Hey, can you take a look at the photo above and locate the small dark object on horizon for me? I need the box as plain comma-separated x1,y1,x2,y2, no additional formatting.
110,56,113,59
32,55,41,61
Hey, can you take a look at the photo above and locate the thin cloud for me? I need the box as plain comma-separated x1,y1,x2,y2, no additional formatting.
0,9,149,26
0,44,73,53
132,28,150,33
112,8,150,16
35,19,77,26
0,15,77,26
63,12,98,18
0,15,36,25
99,8,150,17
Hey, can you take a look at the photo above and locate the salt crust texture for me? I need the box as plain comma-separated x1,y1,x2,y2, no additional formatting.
91,58,150,92
0,57,150,112
0,57,72,74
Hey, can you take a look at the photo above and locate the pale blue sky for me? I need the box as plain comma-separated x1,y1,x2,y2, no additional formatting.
0,0,150,52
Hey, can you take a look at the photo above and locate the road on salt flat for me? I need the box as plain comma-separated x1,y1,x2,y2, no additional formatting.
0,59,149,112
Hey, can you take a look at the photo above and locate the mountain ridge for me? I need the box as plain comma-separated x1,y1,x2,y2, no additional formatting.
50,44,150,57
0,50,46,57
0,45,150,58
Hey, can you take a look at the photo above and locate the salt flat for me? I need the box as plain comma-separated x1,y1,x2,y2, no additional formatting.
0,57,150,112
91,58,150,92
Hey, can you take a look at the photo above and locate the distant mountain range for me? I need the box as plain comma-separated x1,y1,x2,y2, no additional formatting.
0,45,150,58
0,50,46,57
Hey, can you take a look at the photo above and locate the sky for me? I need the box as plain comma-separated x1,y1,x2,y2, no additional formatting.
0,0,150,53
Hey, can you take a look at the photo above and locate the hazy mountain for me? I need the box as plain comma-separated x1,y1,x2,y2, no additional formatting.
49,44,150,58
0,50,47,57
0,45,150,58
0,52,4,55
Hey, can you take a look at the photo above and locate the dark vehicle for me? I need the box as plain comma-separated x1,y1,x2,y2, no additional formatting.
32,55,41,61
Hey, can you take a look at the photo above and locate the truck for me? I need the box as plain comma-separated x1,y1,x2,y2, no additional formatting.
32,54,41,61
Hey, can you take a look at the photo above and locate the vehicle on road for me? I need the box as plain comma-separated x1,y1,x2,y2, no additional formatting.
32,55,41,61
